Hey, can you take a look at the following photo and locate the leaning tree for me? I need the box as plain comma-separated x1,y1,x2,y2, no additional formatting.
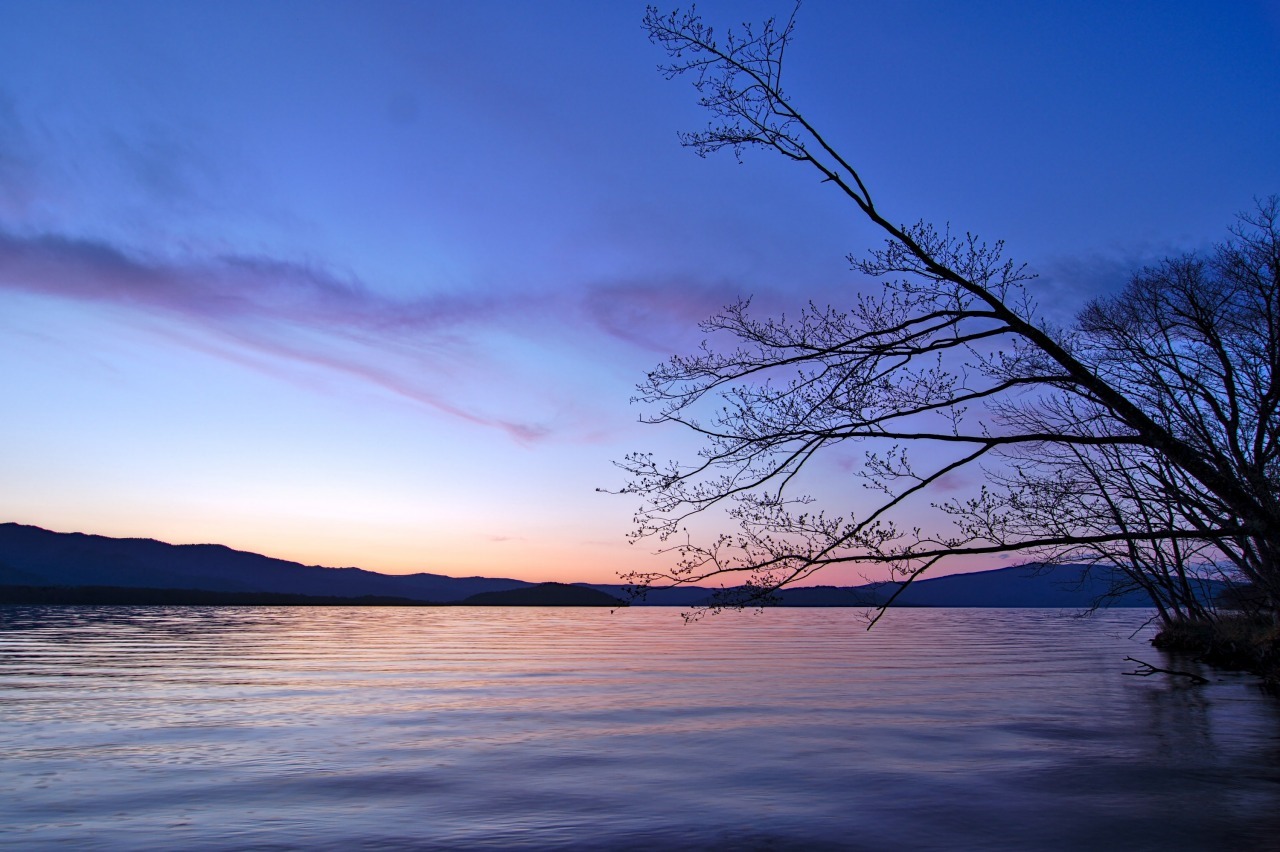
616,6,1280,620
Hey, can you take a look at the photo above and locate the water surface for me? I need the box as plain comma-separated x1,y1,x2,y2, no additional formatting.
1,606,1277,849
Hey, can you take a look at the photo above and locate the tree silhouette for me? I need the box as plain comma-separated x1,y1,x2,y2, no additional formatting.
618,5,1279,620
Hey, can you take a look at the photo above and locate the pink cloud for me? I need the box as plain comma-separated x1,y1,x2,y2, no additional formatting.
0,228,773,443
0,231,521,333
0,229,560,440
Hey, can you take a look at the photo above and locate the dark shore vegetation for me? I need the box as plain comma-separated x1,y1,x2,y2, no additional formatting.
0,585,439,607
1154,614,1280,690
0,582,626,608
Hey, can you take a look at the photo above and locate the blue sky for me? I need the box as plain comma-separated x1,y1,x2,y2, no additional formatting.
1,0,1277,583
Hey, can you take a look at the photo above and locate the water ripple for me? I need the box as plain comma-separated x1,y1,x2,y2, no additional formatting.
1,606,1278,849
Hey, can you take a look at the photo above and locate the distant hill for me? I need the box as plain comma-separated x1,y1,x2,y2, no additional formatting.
0,523,528,602
586,584,715,606
0,523,1220,609
459,583,625,607
594,564,1221,609
859,565,1157,608
770,566,1162,608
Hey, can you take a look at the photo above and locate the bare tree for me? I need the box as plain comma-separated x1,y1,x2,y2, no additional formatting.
945,207,1280,622
995,212,1280,620
617,5,1279,619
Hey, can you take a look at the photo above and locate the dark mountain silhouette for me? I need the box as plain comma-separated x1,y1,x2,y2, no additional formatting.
584,584,713,606
591,563,1221,609
767,566,1162,607
851,565,1158,608
460,583,625,607
0,523,1220,608
0,523,528,602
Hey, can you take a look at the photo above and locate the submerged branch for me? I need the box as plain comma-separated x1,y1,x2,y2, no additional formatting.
1123,657,1210,685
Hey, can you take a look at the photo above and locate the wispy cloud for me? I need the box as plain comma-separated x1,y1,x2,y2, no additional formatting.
579,278,760,353
0,229,560,440
0,228,772,443
0,230,513,330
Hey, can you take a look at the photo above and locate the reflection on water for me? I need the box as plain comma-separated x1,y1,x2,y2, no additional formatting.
1,606,1277,849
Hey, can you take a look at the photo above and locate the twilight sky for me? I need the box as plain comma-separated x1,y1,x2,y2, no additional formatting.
1,1,1277,584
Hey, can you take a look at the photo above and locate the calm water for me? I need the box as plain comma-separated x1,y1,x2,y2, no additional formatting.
1,606,1278,850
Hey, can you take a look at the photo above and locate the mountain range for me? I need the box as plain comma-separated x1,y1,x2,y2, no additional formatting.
0,522,1187,608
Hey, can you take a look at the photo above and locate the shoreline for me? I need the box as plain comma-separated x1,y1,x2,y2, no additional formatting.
1153,614,1280,691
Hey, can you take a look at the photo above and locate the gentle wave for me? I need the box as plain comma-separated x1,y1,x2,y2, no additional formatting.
1,606,1277,849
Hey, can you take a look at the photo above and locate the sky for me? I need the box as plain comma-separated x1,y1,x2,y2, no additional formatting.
0,0,1277,585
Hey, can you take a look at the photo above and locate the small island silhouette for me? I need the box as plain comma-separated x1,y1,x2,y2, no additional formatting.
458,583,625,607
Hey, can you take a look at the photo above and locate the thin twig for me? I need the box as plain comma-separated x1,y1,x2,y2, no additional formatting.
1124,656,1210,685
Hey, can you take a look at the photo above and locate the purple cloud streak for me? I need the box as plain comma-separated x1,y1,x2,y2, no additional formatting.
0,228,762,443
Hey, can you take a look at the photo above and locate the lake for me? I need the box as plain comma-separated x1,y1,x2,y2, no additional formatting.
1,606,1277,850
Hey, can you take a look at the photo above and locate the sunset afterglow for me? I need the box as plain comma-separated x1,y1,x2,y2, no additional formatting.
1,1,1276,583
